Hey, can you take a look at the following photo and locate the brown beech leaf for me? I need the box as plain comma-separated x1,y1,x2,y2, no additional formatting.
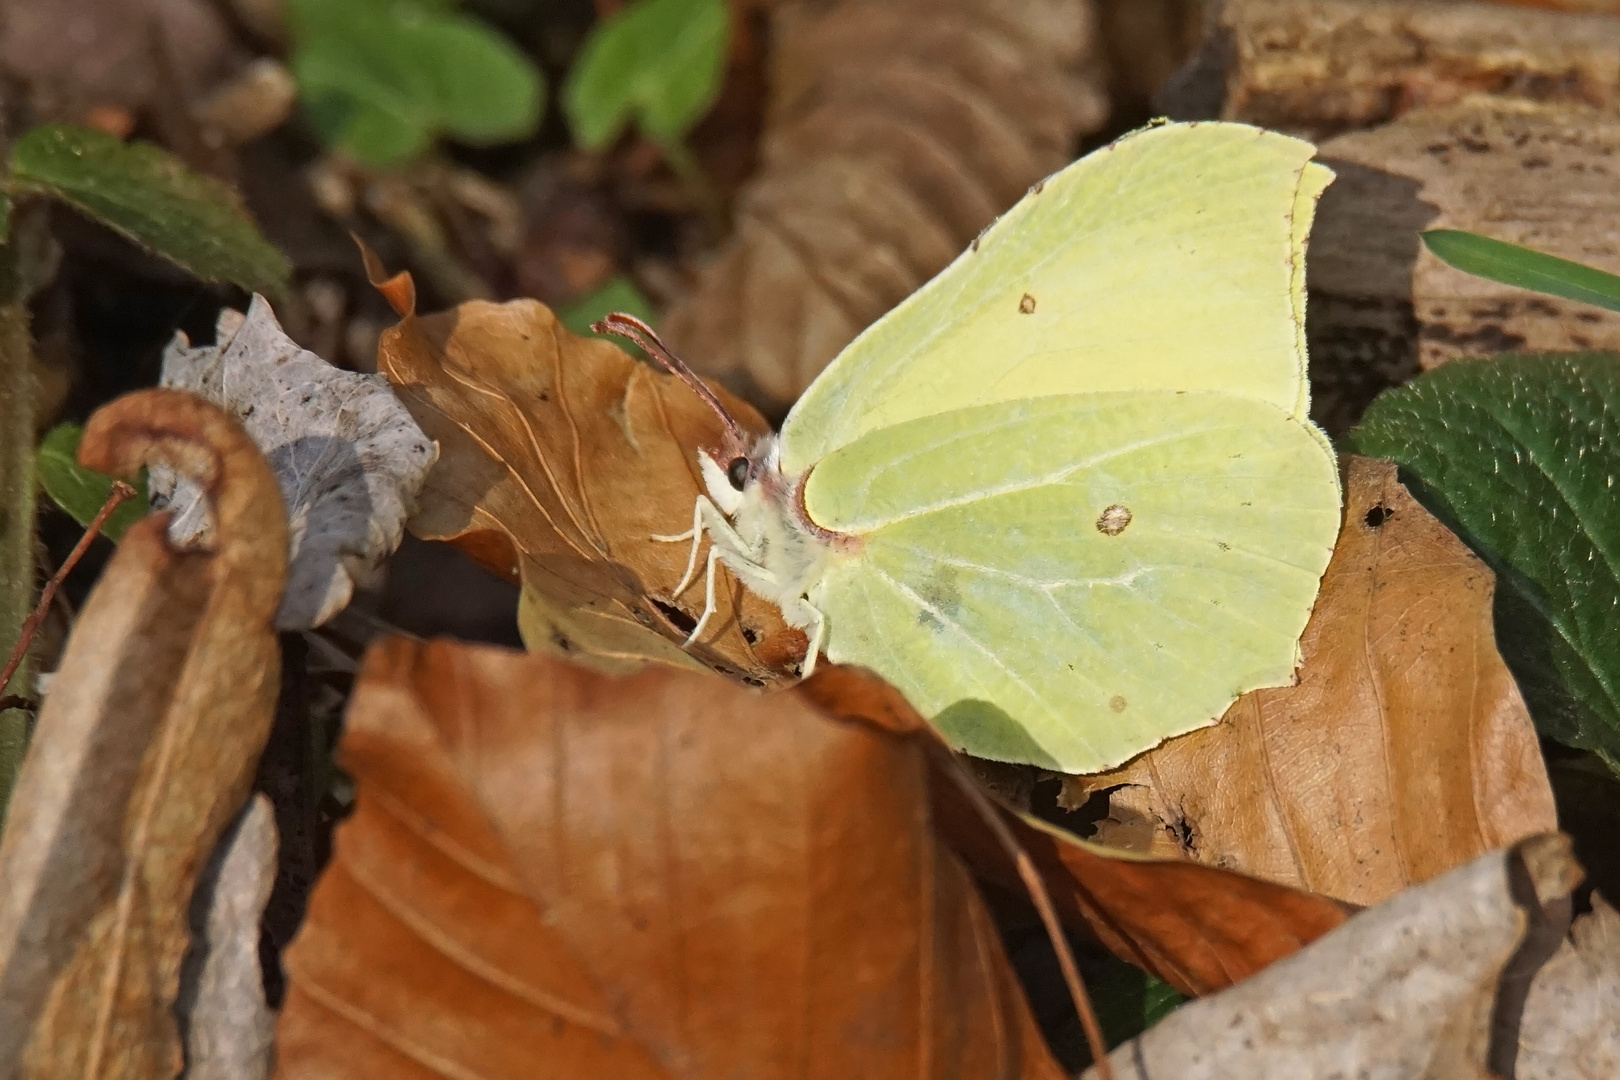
661,0,1109,410
798,669,1354,999
275,645,1352,1078
1064,456,1558,906
0,389,287,1077
273,640,1063,1079
363,252,803,683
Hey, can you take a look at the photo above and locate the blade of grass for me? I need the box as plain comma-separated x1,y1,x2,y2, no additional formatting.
0,297,34,824
1423,229,1620,314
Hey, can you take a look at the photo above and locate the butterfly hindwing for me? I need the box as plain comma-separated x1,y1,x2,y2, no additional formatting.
805,392,1340,772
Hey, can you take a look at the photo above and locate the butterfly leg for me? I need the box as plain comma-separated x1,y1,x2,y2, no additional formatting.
780,596,827,679
683,544,723,646
652,496,707,598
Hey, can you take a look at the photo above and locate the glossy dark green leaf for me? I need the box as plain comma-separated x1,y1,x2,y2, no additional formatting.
563,0,729,151
9,126,290,298
35,424,148,542
289,0,544,168
1350,353,1620,771
1423,230,1620,315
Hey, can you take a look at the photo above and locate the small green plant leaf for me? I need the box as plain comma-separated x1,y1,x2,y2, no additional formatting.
9,126,291,298
1350,353,1620,771
557,274,656,343
35,424,148,542
1422,230,1620,315
289,0,544,168
563,0,729,151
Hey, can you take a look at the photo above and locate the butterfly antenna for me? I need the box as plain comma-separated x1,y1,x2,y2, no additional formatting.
594,313,745,446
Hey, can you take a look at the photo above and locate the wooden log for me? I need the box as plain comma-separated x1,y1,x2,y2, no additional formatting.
1163,0,1620,138
1165,1,1620,432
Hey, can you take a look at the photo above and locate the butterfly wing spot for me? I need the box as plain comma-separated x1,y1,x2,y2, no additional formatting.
1019,293,1037,314
1096,504,1132,535
915,564,963,634
1108,695,1128,713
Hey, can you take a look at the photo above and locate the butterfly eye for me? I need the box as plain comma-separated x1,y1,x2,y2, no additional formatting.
726,457,750,490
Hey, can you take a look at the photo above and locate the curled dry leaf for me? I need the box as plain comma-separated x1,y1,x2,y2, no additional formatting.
274,644,1350,1079
1064,456,1557,906
178,794,278,1080
661,0,1108,410
1084,834,1587,1080
273,640,1062,1079
0,389,287,1077
364,253,803,682
799,669,1353,999
155,295,437,630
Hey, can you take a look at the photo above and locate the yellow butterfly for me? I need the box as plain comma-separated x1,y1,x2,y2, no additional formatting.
603,120,1341,773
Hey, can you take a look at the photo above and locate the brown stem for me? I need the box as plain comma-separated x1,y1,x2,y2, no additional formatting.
0,481,137,704
933,746,1117,1080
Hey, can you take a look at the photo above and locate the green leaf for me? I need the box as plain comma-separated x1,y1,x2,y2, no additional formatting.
563,0,729,151
1423,230,1620,315
9,126,290,298
1350,353,1620,770
35,424,148,542
557,274,656,342
289,0,544,168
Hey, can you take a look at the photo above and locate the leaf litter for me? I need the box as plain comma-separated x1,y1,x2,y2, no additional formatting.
1065,456,1557,906
154,294,437,631
0,390,287,1077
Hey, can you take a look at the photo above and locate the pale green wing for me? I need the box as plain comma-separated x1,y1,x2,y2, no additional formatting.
778,121,1332,476
806,392,1340,773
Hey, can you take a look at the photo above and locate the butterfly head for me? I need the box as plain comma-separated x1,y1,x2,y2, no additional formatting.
593,311,784,517
697,434,782,516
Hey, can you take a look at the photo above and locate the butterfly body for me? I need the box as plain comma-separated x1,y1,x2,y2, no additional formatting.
618,119,1344,774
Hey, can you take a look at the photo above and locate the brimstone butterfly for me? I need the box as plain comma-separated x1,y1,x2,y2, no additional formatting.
601,120,1342,773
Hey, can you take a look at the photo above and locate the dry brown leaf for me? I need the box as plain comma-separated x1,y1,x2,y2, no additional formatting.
661,0,1108,411
1063,456,1557,907
274,642,1353,1078
1084,833,1586,1080
273,639,1064,1079
798,669,1353,999
364,255,803,683
0,389,287,1077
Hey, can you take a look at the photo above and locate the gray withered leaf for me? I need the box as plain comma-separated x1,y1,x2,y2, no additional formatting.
154,296,437,629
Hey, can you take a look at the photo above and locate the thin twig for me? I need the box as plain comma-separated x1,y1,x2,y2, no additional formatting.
0,481,137,701
934,746,1117,1080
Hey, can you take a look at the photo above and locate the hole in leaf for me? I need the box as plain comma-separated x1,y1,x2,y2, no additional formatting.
1365,506,1393,528
652,598,696,634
